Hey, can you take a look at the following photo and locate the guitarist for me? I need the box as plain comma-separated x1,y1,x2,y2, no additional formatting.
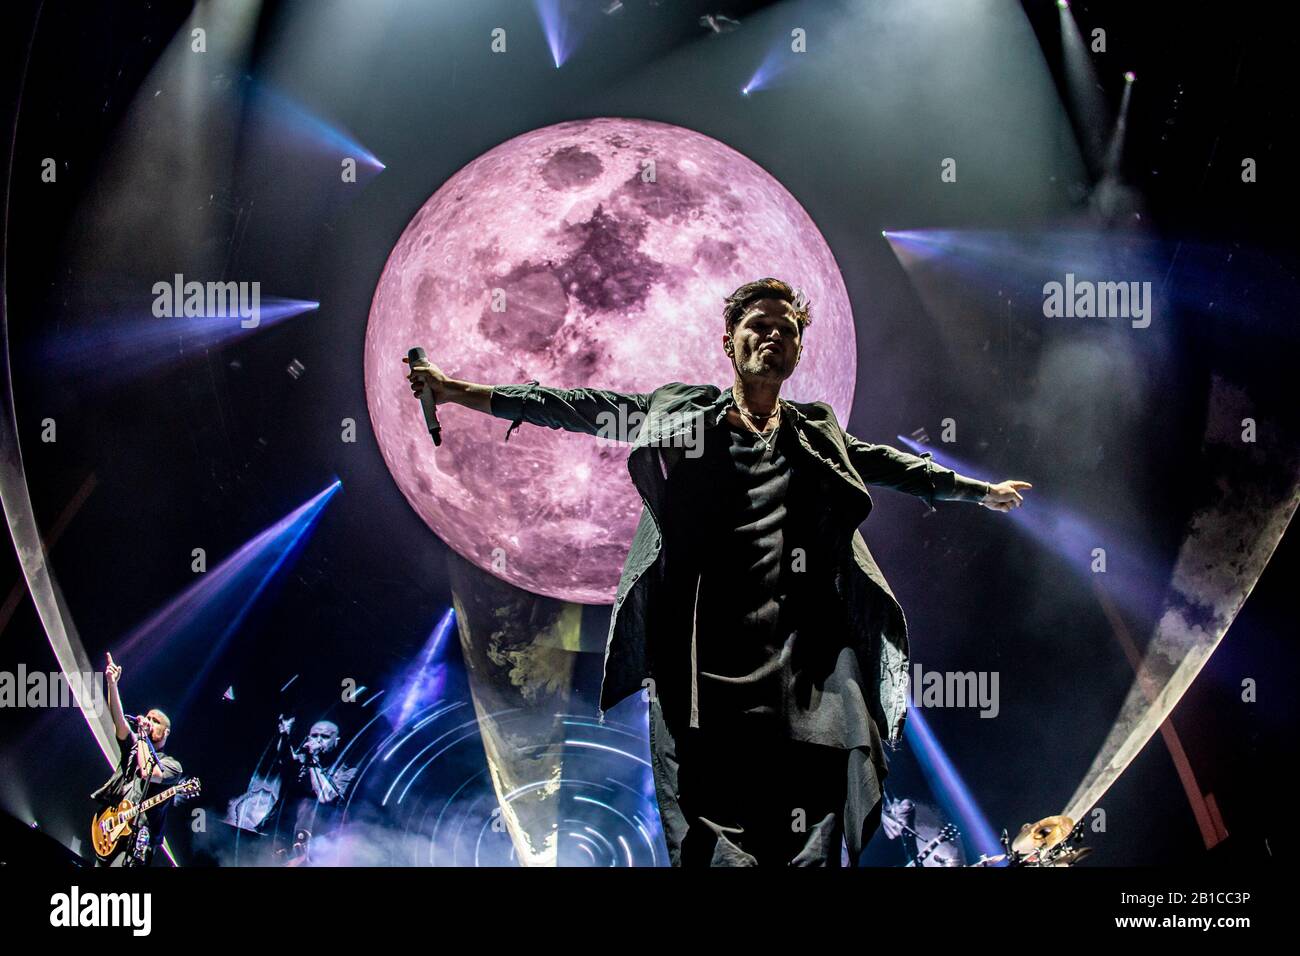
90,652,183,866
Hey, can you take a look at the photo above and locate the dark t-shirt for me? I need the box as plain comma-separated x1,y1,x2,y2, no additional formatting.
663,411,879,751
693,417,794,719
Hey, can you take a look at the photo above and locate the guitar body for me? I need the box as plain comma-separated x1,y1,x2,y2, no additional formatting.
91,799,135,860
89,777,201,861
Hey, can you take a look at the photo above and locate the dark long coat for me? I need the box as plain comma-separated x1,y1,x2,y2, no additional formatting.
489,380,989,747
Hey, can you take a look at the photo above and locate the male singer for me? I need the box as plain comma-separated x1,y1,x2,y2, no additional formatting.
404,277,1030,866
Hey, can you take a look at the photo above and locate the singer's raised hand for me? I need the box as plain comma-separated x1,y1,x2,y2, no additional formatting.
105,652,131,740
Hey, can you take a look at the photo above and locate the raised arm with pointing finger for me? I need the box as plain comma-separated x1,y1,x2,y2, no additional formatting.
104,652,130,741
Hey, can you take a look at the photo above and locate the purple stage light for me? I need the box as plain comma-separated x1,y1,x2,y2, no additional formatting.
896,436,1169,620
882,227,1169,325
116,479,342,685
250,84,384,171
393,607,455,728
741,41,799,96
902,230,1298,339
883,227,1161,278
256,298,322,322
34,295,318,390
534,0,583,68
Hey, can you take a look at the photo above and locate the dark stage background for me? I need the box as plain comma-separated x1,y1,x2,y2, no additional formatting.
1,0,1295,867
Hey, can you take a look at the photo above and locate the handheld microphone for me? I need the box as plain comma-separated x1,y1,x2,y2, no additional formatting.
407,347,442,446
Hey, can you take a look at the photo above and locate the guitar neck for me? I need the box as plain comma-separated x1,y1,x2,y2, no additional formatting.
910,827,955,866
911,839,939,865
128,785,180,819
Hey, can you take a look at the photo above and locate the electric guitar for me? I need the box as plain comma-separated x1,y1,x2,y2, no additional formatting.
91,777,201,860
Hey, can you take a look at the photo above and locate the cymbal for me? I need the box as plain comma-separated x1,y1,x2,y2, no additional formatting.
1011,815,1074,854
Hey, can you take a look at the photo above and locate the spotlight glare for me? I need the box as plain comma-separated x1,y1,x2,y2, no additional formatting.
1124,71,1136,83
1056,0,1069,8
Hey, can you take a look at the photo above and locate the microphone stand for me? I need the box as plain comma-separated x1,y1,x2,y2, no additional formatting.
134,725,163,864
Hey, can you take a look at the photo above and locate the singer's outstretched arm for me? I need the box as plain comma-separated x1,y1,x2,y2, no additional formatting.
487,382,652,441
402,355,651,442
843,434,1031,512
843,434,989,505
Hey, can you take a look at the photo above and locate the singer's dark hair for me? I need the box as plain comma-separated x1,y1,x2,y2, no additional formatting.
722,278,812,336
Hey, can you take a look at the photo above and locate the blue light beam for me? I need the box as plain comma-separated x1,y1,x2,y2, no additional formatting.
116,479,342,694
904,704,1003,862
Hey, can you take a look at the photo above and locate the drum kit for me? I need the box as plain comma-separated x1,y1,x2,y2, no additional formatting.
884,793,1094,867
968,814,1094,867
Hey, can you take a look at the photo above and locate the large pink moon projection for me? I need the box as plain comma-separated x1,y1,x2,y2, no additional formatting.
364,118,855,604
